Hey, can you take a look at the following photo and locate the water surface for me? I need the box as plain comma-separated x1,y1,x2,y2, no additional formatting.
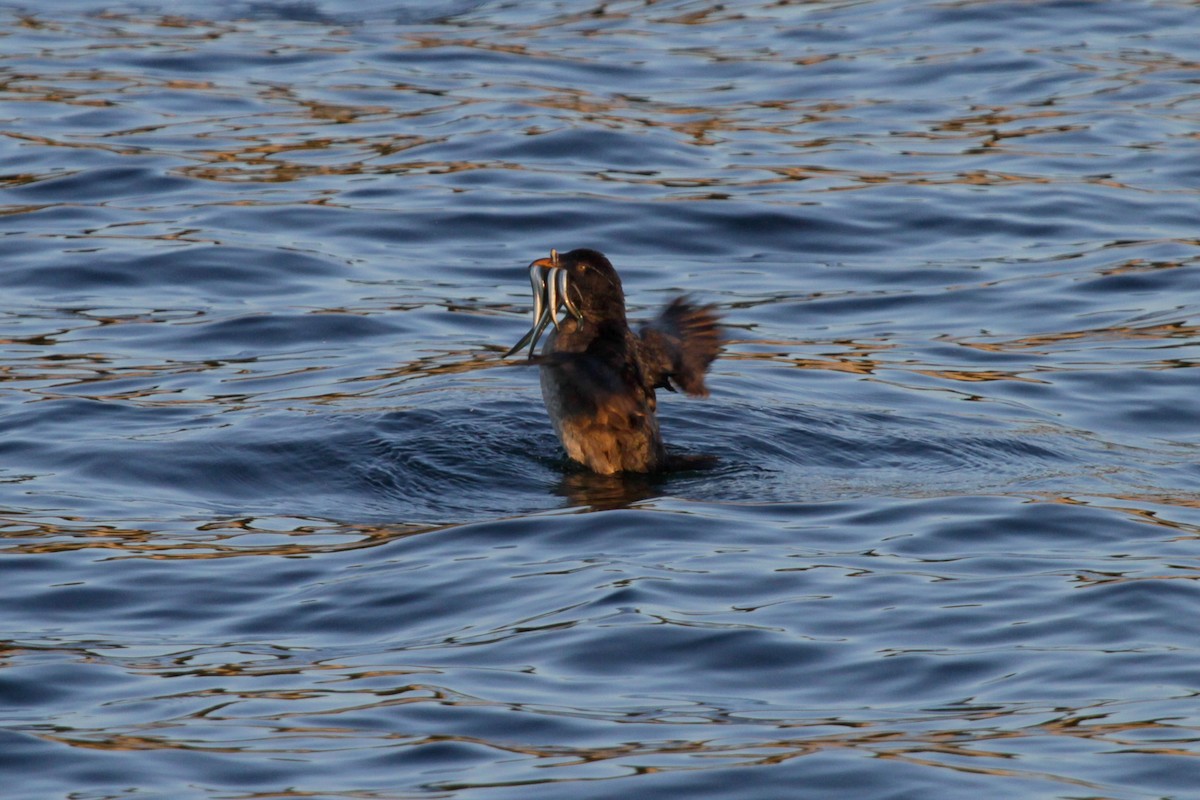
2,1,1200,797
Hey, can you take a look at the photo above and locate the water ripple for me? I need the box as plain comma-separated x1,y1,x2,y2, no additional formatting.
3,1,1200,798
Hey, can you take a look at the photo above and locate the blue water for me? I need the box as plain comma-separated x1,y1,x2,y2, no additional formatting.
2,1,1200,797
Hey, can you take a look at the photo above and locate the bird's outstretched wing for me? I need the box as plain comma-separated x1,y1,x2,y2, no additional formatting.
637,297,721,396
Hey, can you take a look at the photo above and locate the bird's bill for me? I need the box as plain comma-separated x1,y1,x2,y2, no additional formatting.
504,252,584,358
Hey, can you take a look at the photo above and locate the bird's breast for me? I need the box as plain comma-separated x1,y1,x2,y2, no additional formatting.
538,352,664,475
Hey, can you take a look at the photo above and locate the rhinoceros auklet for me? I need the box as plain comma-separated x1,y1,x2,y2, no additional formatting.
504,248,720,474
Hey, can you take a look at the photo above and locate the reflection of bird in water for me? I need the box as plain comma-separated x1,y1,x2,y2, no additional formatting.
554,469,666,510
504,248,721,475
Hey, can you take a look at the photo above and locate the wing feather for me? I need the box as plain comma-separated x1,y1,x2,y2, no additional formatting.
637,297,721,397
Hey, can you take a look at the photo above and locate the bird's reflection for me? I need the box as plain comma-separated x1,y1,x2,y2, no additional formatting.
552,452,719,511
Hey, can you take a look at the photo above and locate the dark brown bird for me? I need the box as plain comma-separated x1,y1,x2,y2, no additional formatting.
504,248,720,474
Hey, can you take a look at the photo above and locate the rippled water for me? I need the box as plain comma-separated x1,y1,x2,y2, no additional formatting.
3,1,1200,797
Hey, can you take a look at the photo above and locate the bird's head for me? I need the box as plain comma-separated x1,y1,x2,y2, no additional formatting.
544,248,626,321
505,248,628,358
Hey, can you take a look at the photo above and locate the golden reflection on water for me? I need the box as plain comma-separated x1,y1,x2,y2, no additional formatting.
0,514,438,558
914,367,1048,384
1,316,502,405
961,320,1200,355
4,490,1200,562
728,314,1198,387
23,675,1200,793
723,337,888,375
6,9,1186,196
